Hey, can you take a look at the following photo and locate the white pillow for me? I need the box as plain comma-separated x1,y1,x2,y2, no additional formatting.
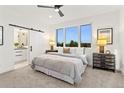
57,48,63,53
47,52,59,55
70,48,76,54
79,54,88,65
76,48,83,55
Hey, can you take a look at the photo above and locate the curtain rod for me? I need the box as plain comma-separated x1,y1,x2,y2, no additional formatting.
9,24,44,33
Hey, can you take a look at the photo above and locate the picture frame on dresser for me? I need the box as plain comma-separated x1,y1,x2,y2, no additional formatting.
0,26,3,45
97,28,113,45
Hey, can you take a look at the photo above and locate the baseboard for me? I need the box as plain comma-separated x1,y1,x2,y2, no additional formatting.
121,71,124,75
116,70,121,73
87,64,92,67
0,65,14,74
122,73,124,75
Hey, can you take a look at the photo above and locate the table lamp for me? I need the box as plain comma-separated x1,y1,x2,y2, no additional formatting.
49,40,55,50
97,36,107,53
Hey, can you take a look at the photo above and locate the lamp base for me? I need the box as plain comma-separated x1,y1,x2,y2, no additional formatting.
99,46,104,53
50,46,54,50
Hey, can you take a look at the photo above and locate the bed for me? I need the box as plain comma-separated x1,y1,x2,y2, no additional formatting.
31,52,88,84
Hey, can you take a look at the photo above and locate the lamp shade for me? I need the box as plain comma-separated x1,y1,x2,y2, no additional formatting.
97,39,107,46
49,40,55,46
97,36,107,46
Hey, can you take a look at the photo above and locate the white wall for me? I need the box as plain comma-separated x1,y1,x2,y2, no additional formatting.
119,8,124,73
49,11,121,70
0,7,50,73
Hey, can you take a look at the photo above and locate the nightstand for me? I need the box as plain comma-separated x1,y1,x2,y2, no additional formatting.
45,50,58,54
93,53,115,72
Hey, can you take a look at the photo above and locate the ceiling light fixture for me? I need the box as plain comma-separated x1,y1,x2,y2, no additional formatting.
54,8,59,12
49,15,52,18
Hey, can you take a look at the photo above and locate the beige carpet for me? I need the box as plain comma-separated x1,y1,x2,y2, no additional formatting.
0,65,124,88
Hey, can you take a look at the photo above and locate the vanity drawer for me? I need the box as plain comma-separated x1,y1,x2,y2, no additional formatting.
14,49,27,62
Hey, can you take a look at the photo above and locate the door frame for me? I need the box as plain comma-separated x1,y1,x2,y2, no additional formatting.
13,27,31,65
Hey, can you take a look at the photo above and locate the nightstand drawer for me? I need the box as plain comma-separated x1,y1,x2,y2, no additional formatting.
93,60,101,64
93,64,101,67
105,62,115,66
93,53,102,57
105,66,115,70
93,58,101,61
105,59,115,62
104,55,115,59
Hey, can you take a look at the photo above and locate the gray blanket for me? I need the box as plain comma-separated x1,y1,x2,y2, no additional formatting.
31,54,86,83
32,57,74,77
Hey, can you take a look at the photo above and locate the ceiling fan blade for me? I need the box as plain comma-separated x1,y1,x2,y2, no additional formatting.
58,9,64,17
55,5,63,8
37,5,54,8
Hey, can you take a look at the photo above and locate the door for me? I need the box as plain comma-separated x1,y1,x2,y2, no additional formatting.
29,31,43,63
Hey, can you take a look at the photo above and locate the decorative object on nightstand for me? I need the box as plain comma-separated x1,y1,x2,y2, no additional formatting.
106,50,111,54
45,50,58,54
97,36,107,53
49,40,55,50
93,53,115,72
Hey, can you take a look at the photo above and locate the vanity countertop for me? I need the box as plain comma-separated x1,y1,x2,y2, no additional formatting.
14,47,28,50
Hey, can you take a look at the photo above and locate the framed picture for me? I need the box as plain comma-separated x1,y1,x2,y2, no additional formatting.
97,28,113,44
0,26,3,45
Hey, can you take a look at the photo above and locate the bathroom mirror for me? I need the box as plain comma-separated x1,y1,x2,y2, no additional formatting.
14,28,28,48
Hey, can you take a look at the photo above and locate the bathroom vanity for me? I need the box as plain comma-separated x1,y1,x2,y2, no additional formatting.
14,48,28,63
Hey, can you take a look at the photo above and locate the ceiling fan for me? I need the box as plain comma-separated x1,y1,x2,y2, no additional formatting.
37,5,64,17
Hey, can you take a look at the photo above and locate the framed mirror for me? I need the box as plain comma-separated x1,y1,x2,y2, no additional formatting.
0,26,3,45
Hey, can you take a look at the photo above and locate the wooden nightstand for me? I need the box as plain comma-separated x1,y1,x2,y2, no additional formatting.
93,53,115,72
45,50,58,54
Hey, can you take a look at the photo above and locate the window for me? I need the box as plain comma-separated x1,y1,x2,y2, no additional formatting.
56,28,64,47
80,24,92,47
65,27,78,47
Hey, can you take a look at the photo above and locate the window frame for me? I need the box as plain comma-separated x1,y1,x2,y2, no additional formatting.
65,26,79,47
80,24,92,48
56,24,92,48
56,28,64,47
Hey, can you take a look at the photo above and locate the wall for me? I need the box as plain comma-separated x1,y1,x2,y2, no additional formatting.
49,11,121,70
0,7,50,73
0,24,14,73
119,8,124,73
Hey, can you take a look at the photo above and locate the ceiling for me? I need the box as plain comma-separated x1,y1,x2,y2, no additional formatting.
0,5,122,26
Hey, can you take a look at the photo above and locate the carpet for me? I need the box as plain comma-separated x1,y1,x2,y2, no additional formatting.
0,65,124,88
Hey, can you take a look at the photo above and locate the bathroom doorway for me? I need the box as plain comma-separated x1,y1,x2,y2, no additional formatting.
13,28,30,69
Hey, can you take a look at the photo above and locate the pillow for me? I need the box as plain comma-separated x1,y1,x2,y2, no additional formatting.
47,52,59,55
76,48,83,55
63,48,70,53
57,47,63,53
70,48,76,54
79,54,88,65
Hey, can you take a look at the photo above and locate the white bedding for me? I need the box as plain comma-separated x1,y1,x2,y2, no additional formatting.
32,53,87,84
